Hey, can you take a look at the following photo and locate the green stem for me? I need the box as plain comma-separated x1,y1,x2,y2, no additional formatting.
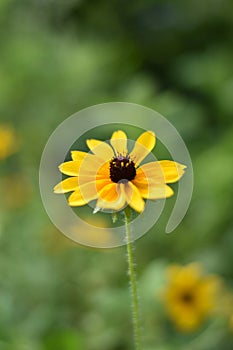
124,208,142,350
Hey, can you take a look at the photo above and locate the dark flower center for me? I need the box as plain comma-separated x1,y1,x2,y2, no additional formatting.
109,156,136,183
180,292,194,304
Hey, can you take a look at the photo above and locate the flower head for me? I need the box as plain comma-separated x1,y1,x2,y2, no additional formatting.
54,130,186,213
163,263,220,332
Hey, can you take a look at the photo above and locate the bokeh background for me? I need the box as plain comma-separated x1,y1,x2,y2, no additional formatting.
0,0,233,349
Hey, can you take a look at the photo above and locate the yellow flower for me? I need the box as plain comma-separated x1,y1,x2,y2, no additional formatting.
0,124,17,160
0,174,32,209
230,313,233,332
54,130,186,213
216,291,233,331
163,263,220,332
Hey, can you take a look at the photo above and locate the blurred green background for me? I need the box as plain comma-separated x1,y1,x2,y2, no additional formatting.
0,0,233,349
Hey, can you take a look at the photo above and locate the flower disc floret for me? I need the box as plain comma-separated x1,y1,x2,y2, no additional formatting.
110,156,136,183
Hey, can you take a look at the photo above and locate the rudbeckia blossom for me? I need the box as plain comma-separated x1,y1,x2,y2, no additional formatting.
163,263,220,332
54,130,186,213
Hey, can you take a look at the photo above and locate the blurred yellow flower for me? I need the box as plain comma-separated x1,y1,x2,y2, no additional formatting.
163,263,220,332
0,174,32,209
216,290,233,332
0,124,18,160
54,130,186,213
230,313,233,332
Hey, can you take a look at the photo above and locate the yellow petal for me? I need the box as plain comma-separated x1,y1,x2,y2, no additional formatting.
130,131,156,165
72,152,104,171
133,166,165,185
95,183,126,211
60,153,109,180
71,151,108,176
53,177,78,194
71,150,89,161
86,139,114,161
124,181,145,213
68,187,88,206
157,161,186,183
133,181,174,199
98,161,111,176
137,161,186,184
68,178,112,206
94,178,113,193
98,183,119,202
59,161,80,176
110,130,128,156
78,154,109,178
132,167,174,199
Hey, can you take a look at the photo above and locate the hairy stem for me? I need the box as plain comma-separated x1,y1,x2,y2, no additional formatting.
124,208,142,350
